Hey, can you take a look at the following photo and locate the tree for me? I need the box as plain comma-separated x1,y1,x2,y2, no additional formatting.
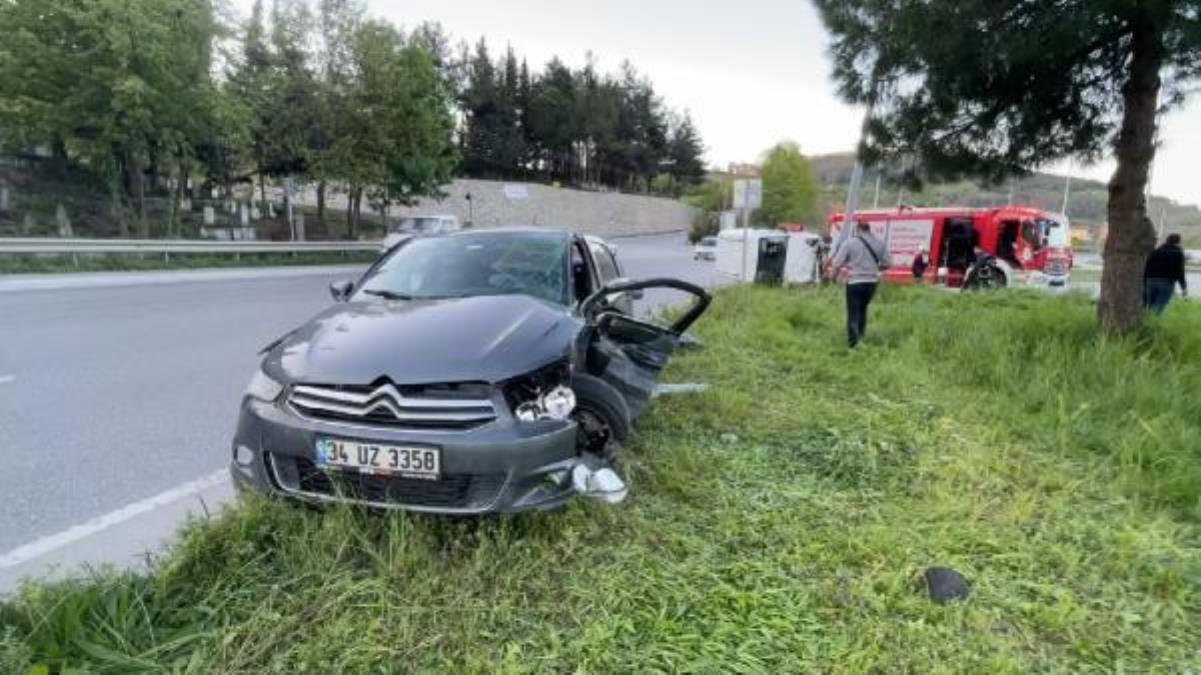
602,63,669,192
339,21,456,235
681,176,733,242
493,46,527,178
261,0,319,207
575,57,618,186
760,142,819,226
0,0,220,237
310,0,367,233
667,112,707,190
460,39,504,178
527,58,578,182
814,0,1201,333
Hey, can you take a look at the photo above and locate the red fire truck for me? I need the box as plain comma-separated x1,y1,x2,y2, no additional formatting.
829,206,1074,288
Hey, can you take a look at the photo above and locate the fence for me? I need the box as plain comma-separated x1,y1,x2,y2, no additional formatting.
0,238,379,265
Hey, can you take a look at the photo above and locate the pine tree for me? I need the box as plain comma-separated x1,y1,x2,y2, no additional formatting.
668,112,706,190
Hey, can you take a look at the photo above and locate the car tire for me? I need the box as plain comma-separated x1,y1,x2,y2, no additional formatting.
571,374,632,461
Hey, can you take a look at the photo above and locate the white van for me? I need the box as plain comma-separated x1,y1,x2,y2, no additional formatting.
381,214,462,252
715,228,789,282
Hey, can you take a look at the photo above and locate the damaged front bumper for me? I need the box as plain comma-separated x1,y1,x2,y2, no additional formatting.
230,397,618,514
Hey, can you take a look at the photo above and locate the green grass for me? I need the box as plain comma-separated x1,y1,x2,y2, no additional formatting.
2,286,1199,672
0,251,378,274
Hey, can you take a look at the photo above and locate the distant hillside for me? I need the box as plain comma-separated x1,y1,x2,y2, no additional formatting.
808,153,1201,245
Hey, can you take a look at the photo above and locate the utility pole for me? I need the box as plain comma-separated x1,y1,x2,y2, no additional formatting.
836,103,875,251
895,155,908,209
872,171,881,209
1061,173,1072,217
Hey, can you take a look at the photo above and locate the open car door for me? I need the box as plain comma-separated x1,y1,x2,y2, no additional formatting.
579,279,711,418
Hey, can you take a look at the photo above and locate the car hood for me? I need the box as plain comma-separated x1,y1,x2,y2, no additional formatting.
264,294,580,385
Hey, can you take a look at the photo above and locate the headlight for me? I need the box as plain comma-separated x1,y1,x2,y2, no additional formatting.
245,367,284,402
515,385,577,422
504,360,575,423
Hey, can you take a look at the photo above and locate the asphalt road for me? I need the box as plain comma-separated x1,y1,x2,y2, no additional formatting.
0,232,717,589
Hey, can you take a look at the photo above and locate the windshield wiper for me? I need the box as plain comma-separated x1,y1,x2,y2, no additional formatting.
361,288,417,301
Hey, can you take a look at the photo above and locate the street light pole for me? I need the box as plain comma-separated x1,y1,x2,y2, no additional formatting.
837,102,874,251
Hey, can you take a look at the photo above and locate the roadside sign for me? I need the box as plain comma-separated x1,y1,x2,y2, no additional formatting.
732,179,762,210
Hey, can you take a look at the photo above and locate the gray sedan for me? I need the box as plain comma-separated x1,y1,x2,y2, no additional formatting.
230,228,709,513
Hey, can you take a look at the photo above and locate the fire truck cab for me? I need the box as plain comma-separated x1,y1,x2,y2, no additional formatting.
829,206,1073,288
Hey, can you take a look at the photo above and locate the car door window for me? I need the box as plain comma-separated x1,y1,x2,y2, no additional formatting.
572,240,595,304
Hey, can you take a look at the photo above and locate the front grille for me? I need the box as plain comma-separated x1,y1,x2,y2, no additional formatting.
1045,259,1069,275
269,454,507,510
289,381,497,430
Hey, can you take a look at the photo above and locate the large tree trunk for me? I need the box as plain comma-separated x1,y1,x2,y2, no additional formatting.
1099,16,1164,334
51,136,69,180
169,157,189,238
148,143,161,194
127,152,148,238
352,187,364,238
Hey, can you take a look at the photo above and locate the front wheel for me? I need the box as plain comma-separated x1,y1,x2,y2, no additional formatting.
571,374,632,462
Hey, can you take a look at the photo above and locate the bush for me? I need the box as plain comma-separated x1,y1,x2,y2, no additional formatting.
688,211,718,244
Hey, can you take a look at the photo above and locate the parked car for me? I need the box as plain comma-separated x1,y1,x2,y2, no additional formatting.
380,214,461,252
231,228,710,513
693,235,717,261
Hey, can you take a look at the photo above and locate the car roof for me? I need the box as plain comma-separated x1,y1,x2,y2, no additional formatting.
443,226,573,240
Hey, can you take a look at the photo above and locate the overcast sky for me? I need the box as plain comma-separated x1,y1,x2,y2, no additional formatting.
231,0,1201,208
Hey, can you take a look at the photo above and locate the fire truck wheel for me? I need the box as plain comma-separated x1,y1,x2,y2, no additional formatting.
963,264,1007,291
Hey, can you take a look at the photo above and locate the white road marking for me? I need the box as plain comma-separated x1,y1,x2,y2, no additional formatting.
0,375,14,384
0,470,229,569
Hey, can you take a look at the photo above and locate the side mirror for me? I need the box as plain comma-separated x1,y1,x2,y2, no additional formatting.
329,280,355,302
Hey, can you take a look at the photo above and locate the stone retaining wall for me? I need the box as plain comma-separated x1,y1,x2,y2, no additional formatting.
381,179,697,237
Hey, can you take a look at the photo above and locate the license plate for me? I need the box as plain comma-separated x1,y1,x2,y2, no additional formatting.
316,439,440,480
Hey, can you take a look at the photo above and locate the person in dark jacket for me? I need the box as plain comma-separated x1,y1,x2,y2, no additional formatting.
911,246,929,281
1143,233,1188,314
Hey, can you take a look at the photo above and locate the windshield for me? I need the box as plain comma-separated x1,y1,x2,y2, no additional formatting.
700,237,717,246
1041,218,1070,248
355,232,569,304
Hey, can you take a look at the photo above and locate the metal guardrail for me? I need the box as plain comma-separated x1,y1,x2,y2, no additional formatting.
0,238,379,255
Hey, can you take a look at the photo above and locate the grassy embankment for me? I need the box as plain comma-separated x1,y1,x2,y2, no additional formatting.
2,286,1198,672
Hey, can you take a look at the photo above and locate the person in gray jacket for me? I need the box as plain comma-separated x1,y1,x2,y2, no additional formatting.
828,221,891,347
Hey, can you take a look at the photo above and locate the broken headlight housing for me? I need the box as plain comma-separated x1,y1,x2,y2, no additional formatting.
503,360,576,423
245,366,284,403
